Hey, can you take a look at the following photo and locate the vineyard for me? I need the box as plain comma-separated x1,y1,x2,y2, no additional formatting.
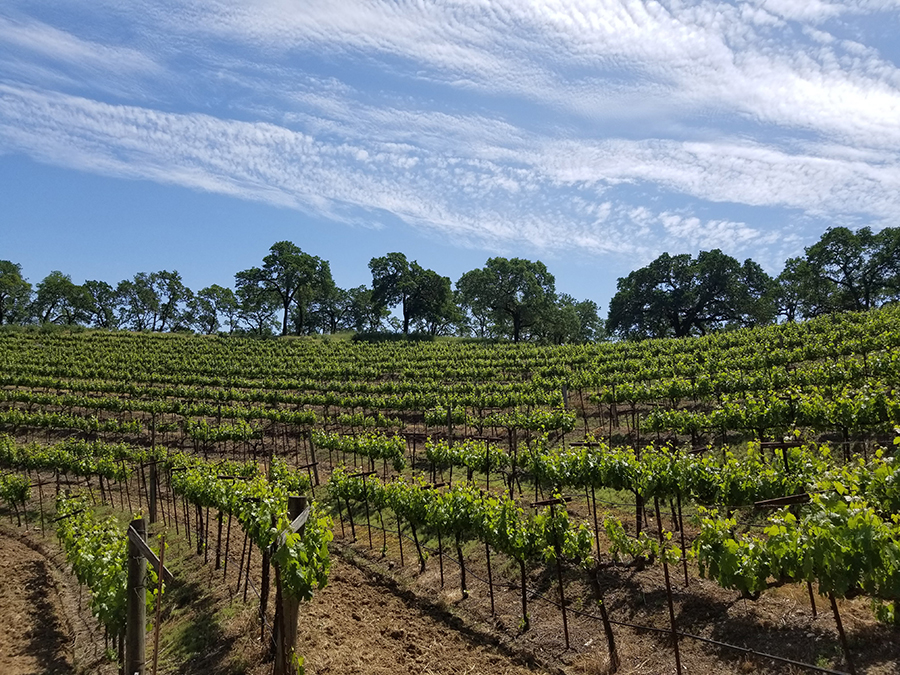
1,307,899,674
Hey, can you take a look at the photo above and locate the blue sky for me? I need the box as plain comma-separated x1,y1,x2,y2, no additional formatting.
2,1,900,311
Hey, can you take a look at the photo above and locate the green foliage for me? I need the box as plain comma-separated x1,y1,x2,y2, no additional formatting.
166,454,329,602
0,472,29,508
456,257,558,343
607,249,774,339
425,438,508,476
694,494,900,615
313,431,406,472
55,494,160,636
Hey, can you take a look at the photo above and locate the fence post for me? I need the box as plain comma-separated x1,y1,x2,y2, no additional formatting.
275,495,307,675
126,517,147,675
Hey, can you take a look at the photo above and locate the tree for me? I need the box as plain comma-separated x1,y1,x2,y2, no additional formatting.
369,252,414,334
116,273,158,331
536,300,581,345
456,257,557,342
456,288,493,339
369,253,457,334
344,285,387,332
236,242,328,336
154,270,192,332
802,226,900,312
606,249,774,340
82,280,120,329
773,257,834,321
0,261,32,325
572,298,604,342
192,285,239,334
236,282,279,336
33,271,89,325
311,284,349,334
408,267,458,335
532,295,602,344
115,271,192,331
289,260,335,335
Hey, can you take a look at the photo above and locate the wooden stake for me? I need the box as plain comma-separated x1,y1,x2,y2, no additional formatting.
654,497,682,675
151,534,165,675
677,492,688,587
148,462,157,523
485,541,495,615
829,593,856,675
274,496,307,675
126,518,147,675
223,512,232,578
550,503,570,650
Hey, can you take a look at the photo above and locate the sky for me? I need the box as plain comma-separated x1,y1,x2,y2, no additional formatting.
2,1,900,312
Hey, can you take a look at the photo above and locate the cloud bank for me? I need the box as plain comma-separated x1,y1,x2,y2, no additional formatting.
1,0,899,269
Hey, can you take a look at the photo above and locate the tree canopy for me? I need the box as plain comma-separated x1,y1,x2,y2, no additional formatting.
369,252,456,335
236,241,330,336
606,249,774,339
6,225,892,342
456,257,558,342
0,260,32,326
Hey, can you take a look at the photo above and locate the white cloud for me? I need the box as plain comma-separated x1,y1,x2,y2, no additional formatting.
539,138,900,220
1,84,895,269
0,15,159,75
17,0,899,146
1,0,899,273
123,0,900,150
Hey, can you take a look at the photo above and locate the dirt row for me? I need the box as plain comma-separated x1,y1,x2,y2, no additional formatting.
0,525,118,675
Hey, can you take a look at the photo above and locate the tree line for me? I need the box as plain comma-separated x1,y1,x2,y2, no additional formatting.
1,226,897,342
607,226,900,339
0,244,600,342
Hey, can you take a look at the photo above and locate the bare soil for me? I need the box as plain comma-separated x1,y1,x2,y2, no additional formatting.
0,524,115,675
285,551,552,675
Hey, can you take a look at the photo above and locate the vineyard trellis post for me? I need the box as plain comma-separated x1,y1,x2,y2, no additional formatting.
126,517,173,675
149,461,157,524
274,495,309,675
126,517,147,675
654,496,682,675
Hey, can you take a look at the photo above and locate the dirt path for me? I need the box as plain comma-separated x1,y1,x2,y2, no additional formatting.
292,550,553,675
0,530,74,675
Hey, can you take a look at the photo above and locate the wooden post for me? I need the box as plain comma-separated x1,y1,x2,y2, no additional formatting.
151,534,165,675
677,491,688,587
307,431,319,486
275,496,307,675
654,497,682,675
260,515,274,643
149,462,157,524
126,518,147,675
829,593,856,675
362,473,373,549
215,512,223,570
485,541,495,615
37,477,45,535
550,503,569,649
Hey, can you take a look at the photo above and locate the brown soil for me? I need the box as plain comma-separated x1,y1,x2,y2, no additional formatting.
327,524,900,675
286,551,552,675
0,525,115,675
